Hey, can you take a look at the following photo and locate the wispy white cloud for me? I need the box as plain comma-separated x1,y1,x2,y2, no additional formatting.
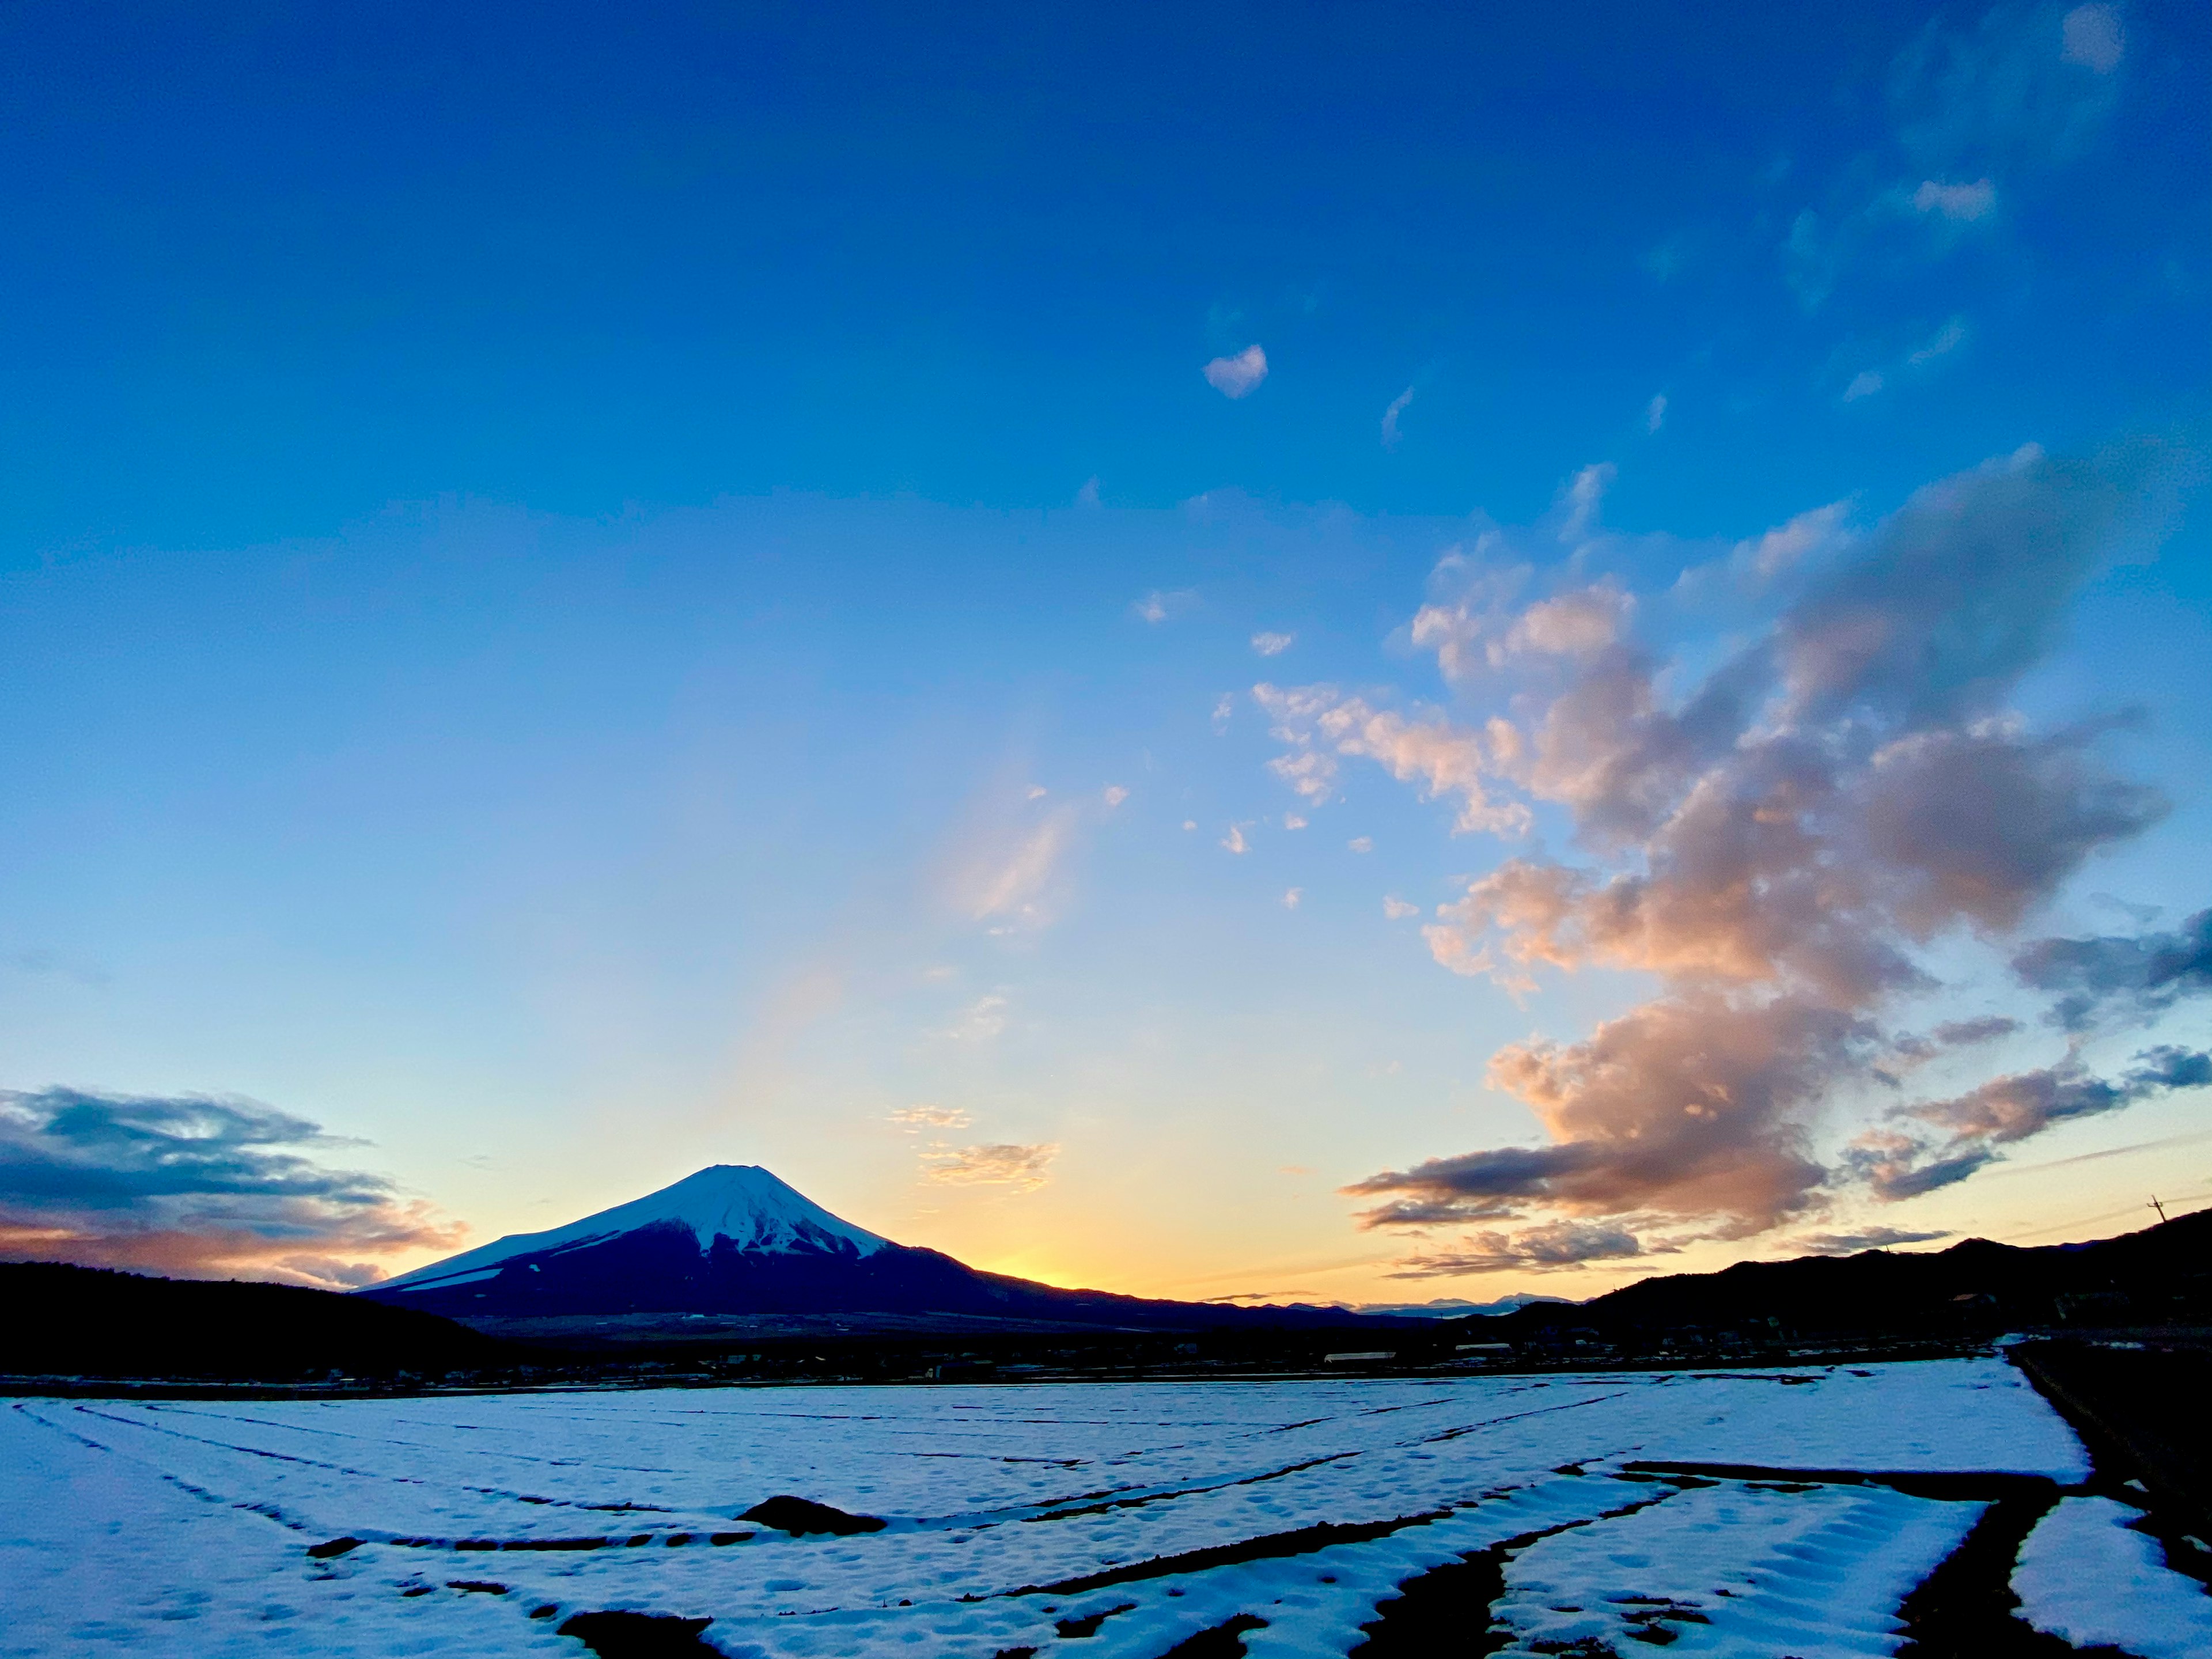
957,807,1078,932
921,1142,1059,1190
1132,588,1198,624
945,994,1009,1042
1281,888,1303,910
1724,500,1855,585
1211,694,1235,734
1384,897,1421,921
1251,631,1296,657
1075,475,1102,509
1844,369,1886,402
1914,177,1997,220
1203,344,1269,399
1381,387,1415,449
2061,3,2123,74
1255,682,1528,835
1102,785,1129,809
889,1104,972,1131
1645,394,1667,433
1908,317,1968,364
1559,463,1615,542
1283,813,1308,830
1221,823,1251,855
1349,836,1373,853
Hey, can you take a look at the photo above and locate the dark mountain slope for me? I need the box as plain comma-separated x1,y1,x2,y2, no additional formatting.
1475,1207,2212,1343
357,1165,1399,1336
362,1217,1391,1334
0,1262,515,1381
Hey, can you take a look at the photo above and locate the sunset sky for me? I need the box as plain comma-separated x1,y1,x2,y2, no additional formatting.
2,0,2207,1305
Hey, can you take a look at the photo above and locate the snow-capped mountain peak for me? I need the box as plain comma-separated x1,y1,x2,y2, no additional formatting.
373,1164,891,1296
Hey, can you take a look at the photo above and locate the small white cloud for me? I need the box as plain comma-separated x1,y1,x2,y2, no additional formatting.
1251,631,1295,657
2061,3,2123,73
1843,369,1885,402
1281,888,1303,910
921,1142,1058,1191
1381,386,1415,449
1383,897,1420,921
1645,393,1667,433
1102,785,1129,809
1203,344,1269,399
1026,785,1048,800
1075,475,1102,508
1211,694,1234,734
1283,813,1309,830
1913,178,1997,221
1348,836,1374,853
1182,819,1198,831
947,994,1009,1042
1221,823,1251,855
1132,588,1198,624
1908,317,1968,364
889,1104,972,1131
1559,462,1615,541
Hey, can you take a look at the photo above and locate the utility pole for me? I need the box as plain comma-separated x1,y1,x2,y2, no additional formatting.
2149,1195,2168,1224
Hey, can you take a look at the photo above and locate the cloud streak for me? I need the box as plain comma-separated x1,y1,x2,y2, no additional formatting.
920,1142,1059,1191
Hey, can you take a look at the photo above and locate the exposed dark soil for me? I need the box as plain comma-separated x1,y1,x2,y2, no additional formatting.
1008,1512,1450,1598
556,1610,722,1657
1888,1491,2118,1659
1054,1600,1136,1637
2014,1339,2212,1550
1347,1490,1685,1657
1346,1543,1509,1657
1156,1613,1268,1657
738,1494,886,1536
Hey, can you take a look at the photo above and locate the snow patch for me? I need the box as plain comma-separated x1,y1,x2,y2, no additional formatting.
2013,1495,2212,1659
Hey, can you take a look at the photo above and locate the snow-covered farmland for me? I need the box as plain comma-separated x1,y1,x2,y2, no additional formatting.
0,1359,2183,1658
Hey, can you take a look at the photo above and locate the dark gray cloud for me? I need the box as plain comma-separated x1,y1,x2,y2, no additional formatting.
0,1089,458,1287
1853,1045,2212,1200
1778,449,2128,728
2013,907,2212,1031
1787,1226,1953,1255
1386,1220,1645,1280
1931,1016,2024,1047
1350,995,1864,1236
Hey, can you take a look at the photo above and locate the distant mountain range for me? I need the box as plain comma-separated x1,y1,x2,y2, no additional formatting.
1357,1293,1571,1320
359,1164,1397,1338
5,1191,2203,1383
1467,1207,2212,1344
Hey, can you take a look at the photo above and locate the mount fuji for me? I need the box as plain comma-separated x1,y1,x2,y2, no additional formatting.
359,1165,1389,1338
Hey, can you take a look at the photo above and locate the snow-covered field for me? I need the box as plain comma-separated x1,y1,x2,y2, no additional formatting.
0,1359,2191,1658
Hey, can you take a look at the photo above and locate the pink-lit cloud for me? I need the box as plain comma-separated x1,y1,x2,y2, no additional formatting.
1329,445,2198,1272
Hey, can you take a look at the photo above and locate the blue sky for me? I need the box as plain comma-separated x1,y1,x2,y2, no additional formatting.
1,1,2207,1301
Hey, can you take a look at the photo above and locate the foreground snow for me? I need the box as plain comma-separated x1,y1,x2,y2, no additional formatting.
0,1360,2118,1657
2013,1496,2212,1659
